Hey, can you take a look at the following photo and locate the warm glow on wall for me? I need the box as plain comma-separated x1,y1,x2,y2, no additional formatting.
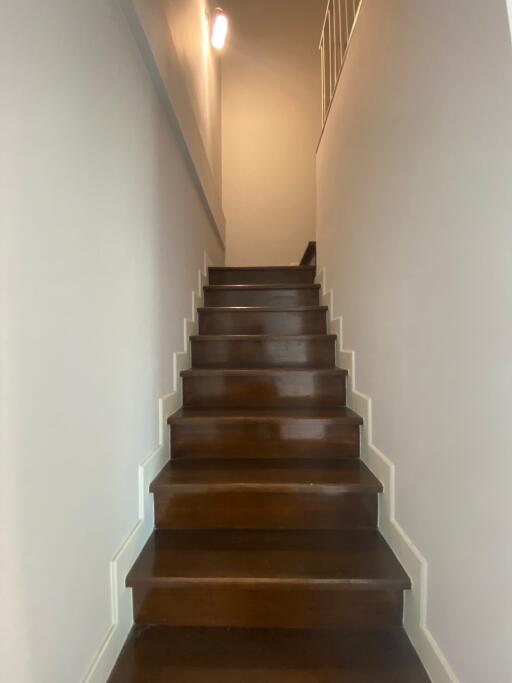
211,8,228,49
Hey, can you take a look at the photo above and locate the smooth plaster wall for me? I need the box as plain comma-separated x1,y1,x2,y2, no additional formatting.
221,0,325,266
164,0,222,190
0,0,223,681
316,1,512,681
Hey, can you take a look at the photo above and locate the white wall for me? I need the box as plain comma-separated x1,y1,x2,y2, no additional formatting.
221,0,325,266
126,0,225,240
317,1,512,681
0,1,223,681
164,0,223,190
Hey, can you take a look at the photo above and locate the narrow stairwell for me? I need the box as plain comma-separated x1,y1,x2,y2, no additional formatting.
109,256,430,681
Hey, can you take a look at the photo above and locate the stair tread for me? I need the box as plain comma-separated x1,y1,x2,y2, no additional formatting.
108,626,430,683
127,529,410,588
181,367,347,376
210,266,316,271
110,256,421,671
205,284,320,290
151,458,382,492
199,307,326,313
190,334,337,340
169,407,363,424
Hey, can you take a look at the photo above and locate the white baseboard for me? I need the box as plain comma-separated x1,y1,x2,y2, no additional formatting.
316,267,460,683
82,252,212,683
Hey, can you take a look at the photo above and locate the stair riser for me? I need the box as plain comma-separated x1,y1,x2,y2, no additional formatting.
199,310,327,335
154,490,377,530
204,288,320,307
209,268,315,285
108,626,432,683
182,373,346,409
171,421,360,459
132,586,403,629
191,337,336,369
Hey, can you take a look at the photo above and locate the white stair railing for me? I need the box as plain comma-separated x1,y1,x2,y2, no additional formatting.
319,0,362,127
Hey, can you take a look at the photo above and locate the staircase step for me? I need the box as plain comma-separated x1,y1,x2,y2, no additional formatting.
169,407,362,459
204,284,320,307
181,368,346,409
108,626,431,683
209,265,316,285
108,252,425,679
151,459,381,530
191,334,337,369
127,529,410,628
198,306,327,335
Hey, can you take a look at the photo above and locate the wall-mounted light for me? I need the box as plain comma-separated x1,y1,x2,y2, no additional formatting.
211,7,228,50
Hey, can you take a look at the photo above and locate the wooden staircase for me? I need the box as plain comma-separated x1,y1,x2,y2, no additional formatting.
109,257,430,681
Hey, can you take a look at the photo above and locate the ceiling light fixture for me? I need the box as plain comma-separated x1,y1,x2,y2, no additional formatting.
211,7,228,50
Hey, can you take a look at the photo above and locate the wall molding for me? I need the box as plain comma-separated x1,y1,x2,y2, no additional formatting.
317,266,460,683
82,253,212,683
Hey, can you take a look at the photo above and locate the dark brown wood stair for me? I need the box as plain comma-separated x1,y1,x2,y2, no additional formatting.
126,530,409,629
198,305,328,335
169,407,362,459
109,259,430,681
181,368,347,408
150,458,381,530
209,265,316,284
204,283,321,307
190,334,337,368
109,627,430,682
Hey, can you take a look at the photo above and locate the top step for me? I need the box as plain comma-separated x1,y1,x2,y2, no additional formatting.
209,266,316,285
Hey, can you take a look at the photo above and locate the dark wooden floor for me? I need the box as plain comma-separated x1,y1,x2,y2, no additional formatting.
108,260,430,681
109,626,430,682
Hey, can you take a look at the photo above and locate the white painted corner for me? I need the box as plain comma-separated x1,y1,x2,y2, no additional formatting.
316,266,460,683
83,252,212,683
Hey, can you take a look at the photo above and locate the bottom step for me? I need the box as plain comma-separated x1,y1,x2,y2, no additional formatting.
126,529,410,629
108,626,431,682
